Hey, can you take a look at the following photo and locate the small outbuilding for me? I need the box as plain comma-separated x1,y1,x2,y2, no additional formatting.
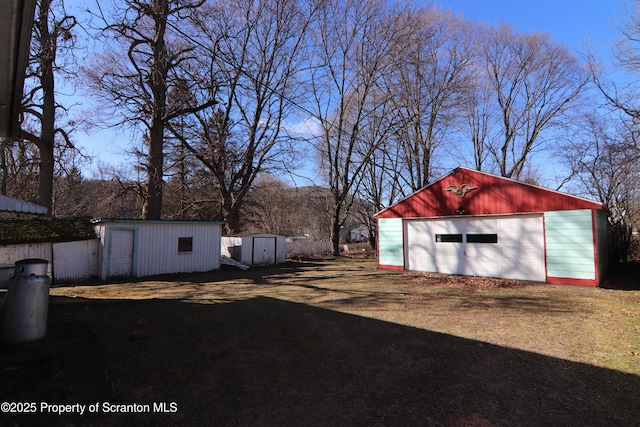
93,219,223,280
376,167,608,286
221,233,286,266
0,194,47,215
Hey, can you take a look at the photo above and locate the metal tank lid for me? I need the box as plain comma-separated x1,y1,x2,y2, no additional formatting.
13,258,48,276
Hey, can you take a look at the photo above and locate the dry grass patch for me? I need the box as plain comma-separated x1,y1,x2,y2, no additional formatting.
50,258,640,374
2,257,639,426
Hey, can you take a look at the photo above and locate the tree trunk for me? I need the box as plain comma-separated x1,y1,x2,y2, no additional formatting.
142,120,165,219
223,196,241,235
37,0,55,215
141,0,169,220
330,200,343,256
0,145,6,195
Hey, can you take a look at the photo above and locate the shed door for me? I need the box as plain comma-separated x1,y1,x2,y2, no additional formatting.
405,215,545,281
252,237,276,265
109,229,135,277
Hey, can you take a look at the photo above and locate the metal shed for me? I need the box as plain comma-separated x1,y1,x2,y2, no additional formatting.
0,194,47,215
221,233,286,266
375,167,608,286
93,219,223,280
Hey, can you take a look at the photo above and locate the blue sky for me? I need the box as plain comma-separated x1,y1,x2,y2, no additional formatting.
427,0,627,186
432,0,624,56
67,0,628,180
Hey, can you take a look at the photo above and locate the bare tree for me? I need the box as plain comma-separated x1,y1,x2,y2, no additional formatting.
356,130,404,249
588,0,640,158
161,77,221,220
241,174,298,235
480,23,589,179
588,0,640,124
463,67,494,172
306,0,400,256
564,113,640,262
581,0,640,262
387,7,476,191
17,0,77,214
0,139,40,202
52,166,89,216
84,0,215,220
166,0,316,233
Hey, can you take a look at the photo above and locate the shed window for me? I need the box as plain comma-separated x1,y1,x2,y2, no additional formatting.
178,237,193,253
435,234,463,243
466,234,498,243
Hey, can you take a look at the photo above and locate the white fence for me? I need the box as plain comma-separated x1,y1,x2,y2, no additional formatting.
53,240,99,281
1,238,360,284
286,240,333,258
0,240,99,283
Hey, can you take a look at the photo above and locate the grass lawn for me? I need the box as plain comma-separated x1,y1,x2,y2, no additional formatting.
1,257,639,426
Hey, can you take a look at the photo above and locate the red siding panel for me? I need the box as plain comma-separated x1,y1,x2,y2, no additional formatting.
545,276,598,287
376,167,603,219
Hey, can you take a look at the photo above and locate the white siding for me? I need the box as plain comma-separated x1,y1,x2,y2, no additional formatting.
0,241,99,282
0,242,52,264
136,223,221,277
275,235,287,264
95,221,222,280
0,242,52,278
52,240,99,280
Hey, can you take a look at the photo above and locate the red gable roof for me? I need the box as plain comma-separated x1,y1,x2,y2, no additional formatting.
375,167,603,219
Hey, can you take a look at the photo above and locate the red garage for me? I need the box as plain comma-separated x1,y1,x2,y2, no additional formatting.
375,167,608,286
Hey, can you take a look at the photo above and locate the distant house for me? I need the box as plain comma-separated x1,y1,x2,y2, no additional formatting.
93,219,223,280
376,167,608,286
350,225,369,243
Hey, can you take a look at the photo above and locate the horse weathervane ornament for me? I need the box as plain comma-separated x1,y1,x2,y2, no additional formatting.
445,184,477,198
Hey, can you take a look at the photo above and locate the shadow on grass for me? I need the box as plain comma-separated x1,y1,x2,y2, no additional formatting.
53,260,328,288
600,261,640,291
2,295,639,426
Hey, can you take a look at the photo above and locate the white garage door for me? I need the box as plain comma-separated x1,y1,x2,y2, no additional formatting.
405,215,545,281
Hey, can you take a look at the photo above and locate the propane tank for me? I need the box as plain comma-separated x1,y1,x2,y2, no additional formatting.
2,259,51,344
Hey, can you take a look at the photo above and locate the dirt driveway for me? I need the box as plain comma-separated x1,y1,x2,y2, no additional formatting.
1,258,639,426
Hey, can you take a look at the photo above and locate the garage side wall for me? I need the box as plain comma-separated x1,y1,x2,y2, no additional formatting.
544,210,597,285
378,218,404,269
594,209,609,282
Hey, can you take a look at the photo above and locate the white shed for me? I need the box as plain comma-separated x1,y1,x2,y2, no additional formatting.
221,233,286,266
93,219,223,280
